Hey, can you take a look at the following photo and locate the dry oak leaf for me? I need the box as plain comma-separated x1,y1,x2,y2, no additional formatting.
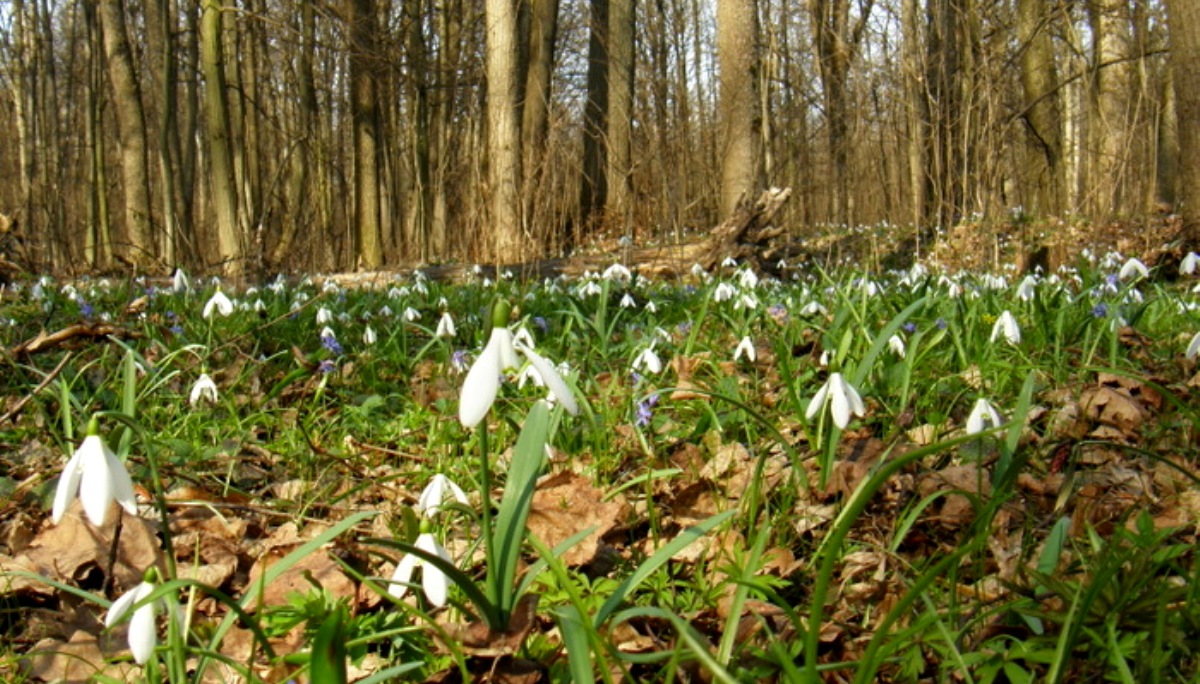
1080,385,1150,433
917,464,992,527
21,630,138,684
245,546,358,609
527,470,627,567
2,509,163,596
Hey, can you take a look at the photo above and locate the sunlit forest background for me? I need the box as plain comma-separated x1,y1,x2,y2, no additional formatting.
1,0,1198,276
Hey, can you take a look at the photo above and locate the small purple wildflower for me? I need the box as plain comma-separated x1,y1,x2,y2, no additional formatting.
936,317,948,330
318,359,337,374
169,324,184,336
321,334,343,355
1091,303,1108,318
78,299,95,319
635,394,659,427
451,349,469,373
676,321,692,335
533,316,549,334
903,322,917,334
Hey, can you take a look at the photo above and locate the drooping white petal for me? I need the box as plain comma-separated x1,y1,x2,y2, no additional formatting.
840,375,866,418
458,339,502,428
489,328,521,372
51,449,85,524
515,343,579,416
966,398,1003,435
105,581,146,628
415,533,453,607
389,553,419,599
1119,258,1148,281
1187,332,1200,360
634,347,662,374
1181,252,1199,276
734,336,756,362
202,290,233,319
103,447,139,517
806,380,831,421
189,374,218,406
418,474,468,518
78,437,117,526
127,590,159,664
829,380,851,429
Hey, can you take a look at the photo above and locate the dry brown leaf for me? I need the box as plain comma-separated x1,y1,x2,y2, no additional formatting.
917,464,992,526
1080,385,1149,433
527,470,627,566
21,630,138,683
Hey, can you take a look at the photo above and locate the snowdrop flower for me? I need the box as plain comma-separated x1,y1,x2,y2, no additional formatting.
417,474,468,518
1181,252,1199,276
713,282,737,302
581,280,602,297
603,263,632,282
403,306,420,322
315,306,333,325
619,293,636,308
172,268,189,293
644,300,658,314
735,293,759,310
721,256,738,268
738,269,759,289
1016,275,1037,302
800,301,828,317
436,312,456,338
390,533,452,606
1187,332,1200,360
806,372,866,429
189,374,218,406
363,325,377,346
52,425,138,526
202,290,233,319
106,568,174,665
1119,257,1148,281
691,263,708,278
458,302,579,428
990,310,1021,346
734,336,756,362
633,346,663,374
965,398,1003,435
887,334,906,359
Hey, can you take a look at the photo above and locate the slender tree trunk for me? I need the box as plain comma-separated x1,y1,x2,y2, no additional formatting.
605,0,635,235
1017,0,1064,216
1087,0,1133,216
83,0,112,269
520,0,559,234
97,0,154,268
276,0,318,268
901,0,928,236
717,0,760,218
486,0,524,262
200,0,243,276
349,0,383,269
1166,0,1200,247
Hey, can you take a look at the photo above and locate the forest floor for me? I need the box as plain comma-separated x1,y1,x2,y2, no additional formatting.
1,213,1199,682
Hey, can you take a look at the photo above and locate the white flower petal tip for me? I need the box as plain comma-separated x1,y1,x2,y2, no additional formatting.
189,374,219,406
390,533,453,607
418,474,468,518
734,336,756,363
990,311,1021,346
965,398,1003,435
107,581,165,665
202,290,234,319
807,372,865,429
1186,332,1200,360
53,435,138,527
1118,258,1149,281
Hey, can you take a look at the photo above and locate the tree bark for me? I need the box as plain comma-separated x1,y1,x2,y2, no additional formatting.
1166,0,1200,247
1017,0,1064,216
486,0,525,262
200,0,244,277
97,0,154,268
349,0,383,269
717,0,760,218
604,0,635,235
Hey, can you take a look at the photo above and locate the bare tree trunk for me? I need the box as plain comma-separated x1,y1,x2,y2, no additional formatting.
349,0,383,269
717,0,760,218
145,0,181,266
486,0,525,262
97,0,154,268
579,0,609,245
604,0,635,236
901,0,928,237
83,0,112,269
520,0,559,236
200,0,243,276
1087,0,1134,216
1166,0,1200,248
1017,0,1064,216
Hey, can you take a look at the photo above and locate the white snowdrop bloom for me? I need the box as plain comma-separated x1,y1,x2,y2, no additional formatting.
581,280,603,297
106,571,176,665
202,290,234,319
403,306,420,322
644,300,658,314
1187,332,1200,360
633,346,663,374
436,312,456,338
517,363,546,388
253,299,265,312
379,305,394,318
619,293,637,308
1181,252,1199,276
713,282,737,302
389,532,453,607
387,286,404,299
1119,257,1148,281
320,326,337,341
887,334,906,359
799,301,828,317
172,268,190,293
818,349,830,367
189,374,219,406
513,326,535,349
654,326,672,343
965,398,1003,435
721,257,738,268
733,336,756,363
738,269,759,289
458,326,578,428
363,325,377,346
777,259,788,271
806,372,866,430
1016,275,1038,302
990,310,1021,346
417,474,468,518
52,432,138,527
603,263,632,282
